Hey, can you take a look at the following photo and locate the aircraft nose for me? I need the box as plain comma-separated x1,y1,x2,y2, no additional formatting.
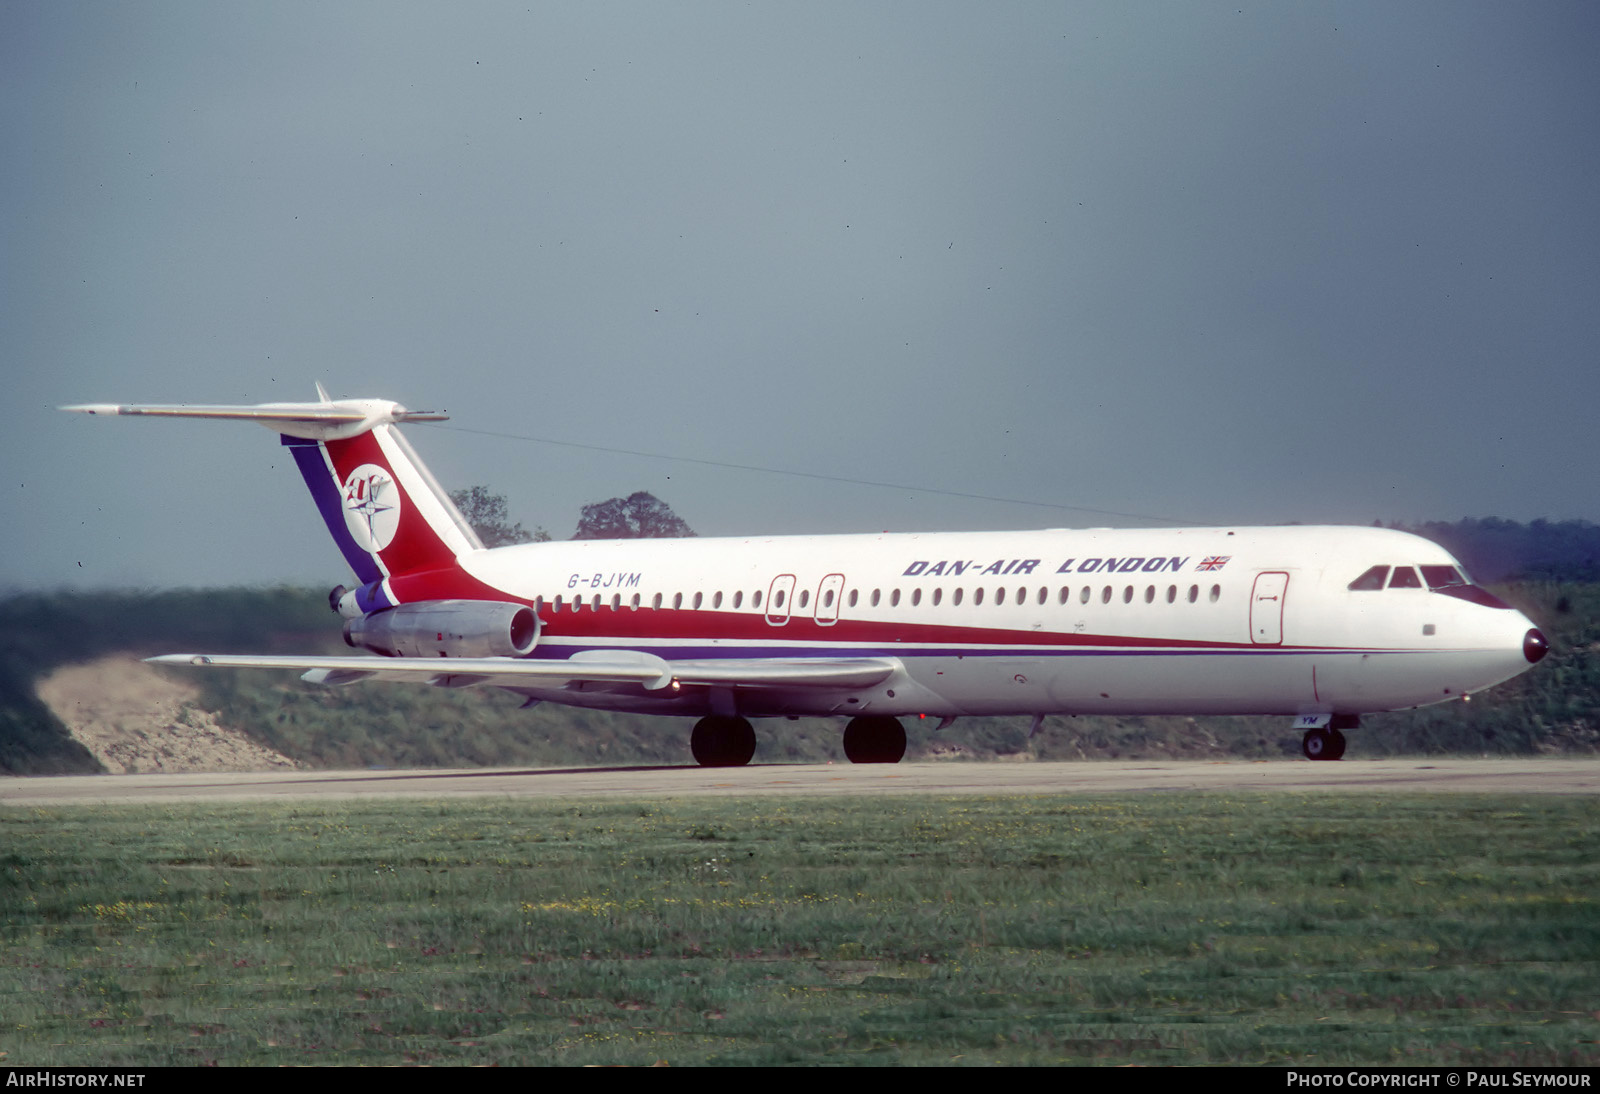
1523,628,1549,664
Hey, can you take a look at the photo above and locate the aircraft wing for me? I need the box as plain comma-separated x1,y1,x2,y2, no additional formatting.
146,652,899,692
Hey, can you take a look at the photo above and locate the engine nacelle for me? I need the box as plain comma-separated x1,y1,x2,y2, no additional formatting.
344,600,540,658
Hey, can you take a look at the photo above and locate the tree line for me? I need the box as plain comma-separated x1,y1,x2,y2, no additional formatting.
1387,517,1600,583
452,485,1598,583
450,487,695,546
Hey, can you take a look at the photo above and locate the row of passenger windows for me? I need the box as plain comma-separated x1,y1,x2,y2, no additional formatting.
1348,564,1467,591
533,583,1226,614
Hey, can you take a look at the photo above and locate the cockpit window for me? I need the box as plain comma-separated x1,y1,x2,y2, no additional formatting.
1421,565,1466,589
1348,565,1389,591
1388,567,1422,589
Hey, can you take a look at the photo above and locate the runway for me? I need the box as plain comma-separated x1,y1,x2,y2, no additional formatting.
2,757,1596,806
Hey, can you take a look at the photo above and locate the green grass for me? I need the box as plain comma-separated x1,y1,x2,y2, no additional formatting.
2,793,1597,1065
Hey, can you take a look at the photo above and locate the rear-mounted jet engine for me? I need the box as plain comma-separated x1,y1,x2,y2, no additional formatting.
344,599,540,659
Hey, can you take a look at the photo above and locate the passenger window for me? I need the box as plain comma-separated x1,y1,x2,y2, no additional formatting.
1101,586,1112,604
1059,587,1070,605
673,593,683,609
774,590,785,609
612,594,621,610
996,586,1005,605
1166,585,1176,603
1209,584,1221,602
1348,565,1389,591
799,590,810,608
1389,567,1422,589
1144,585,1155,603
1122,586,1133,604
1188,585,1199,603
1080,587,1091,605
652,593,662,610
1016,587,1027,605
932,588,942,606
847,589,858,608
554,595,563,613
822,589,833,608
713,591,723,609
870,589,881,607
911,588,922,607
692,592,703,610
631,594,641,610
891,589,901,607
974,588,985,606
752,590,762,609
733,590,743,609
953,587,964,606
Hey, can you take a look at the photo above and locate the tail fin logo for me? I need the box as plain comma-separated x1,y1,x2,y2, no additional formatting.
342,464,401,552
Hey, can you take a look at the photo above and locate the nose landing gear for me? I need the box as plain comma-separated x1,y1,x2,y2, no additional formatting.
1302,714,1357,761
1301,727,1346,760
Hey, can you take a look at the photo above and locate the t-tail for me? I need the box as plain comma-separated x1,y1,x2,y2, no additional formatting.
62,386,483,613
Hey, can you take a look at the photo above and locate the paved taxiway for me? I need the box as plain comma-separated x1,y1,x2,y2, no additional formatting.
2,758,1596,806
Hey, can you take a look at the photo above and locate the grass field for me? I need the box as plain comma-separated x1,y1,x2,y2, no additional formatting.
2,792,1597,1066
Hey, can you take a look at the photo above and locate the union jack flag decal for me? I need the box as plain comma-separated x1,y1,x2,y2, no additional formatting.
1197,555,1231,571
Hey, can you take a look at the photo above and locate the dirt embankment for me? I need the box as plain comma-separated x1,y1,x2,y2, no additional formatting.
35,656,299,774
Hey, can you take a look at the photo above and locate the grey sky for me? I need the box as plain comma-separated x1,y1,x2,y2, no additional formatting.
5,2,1597,591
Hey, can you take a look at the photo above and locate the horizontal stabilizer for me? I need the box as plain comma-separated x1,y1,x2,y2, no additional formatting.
63,394,445,441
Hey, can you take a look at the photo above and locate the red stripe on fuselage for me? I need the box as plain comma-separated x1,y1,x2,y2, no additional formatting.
388,568,1357,653
485,601,1263,651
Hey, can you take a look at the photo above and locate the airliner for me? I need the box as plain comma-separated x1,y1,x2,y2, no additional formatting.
64,390,1549,766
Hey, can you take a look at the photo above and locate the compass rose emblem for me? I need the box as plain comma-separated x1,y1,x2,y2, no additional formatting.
342,464,401,552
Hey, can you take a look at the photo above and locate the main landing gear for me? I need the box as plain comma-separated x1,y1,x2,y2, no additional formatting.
843,715,906,764
691,716,756,767
1302,714,1357,761
689,714,909,766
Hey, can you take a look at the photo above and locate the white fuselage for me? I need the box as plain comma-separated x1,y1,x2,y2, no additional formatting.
451,524,1539,720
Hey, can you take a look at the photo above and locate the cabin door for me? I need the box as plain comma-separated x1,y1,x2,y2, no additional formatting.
1250,572,1289,645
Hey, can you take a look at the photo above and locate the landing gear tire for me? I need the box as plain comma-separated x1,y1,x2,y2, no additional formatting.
842,716,906,764
1302,727,1347,761
691,716,756,767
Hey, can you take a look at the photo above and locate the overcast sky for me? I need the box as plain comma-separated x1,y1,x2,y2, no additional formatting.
5,1,1597,591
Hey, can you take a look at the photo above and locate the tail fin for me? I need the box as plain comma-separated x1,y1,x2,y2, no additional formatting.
65,390,484,610
284,423,483,592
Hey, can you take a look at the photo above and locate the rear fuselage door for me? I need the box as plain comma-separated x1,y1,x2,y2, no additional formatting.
1251,571,1289,645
